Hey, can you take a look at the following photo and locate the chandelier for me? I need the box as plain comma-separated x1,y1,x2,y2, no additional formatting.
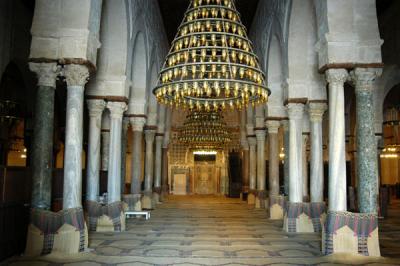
153,0,270,111
179,110,231,150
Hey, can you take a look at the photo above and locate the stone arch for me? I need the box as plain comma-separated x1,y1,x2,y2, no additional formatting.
286,0,324,100
127,31,148,115
146,58,160,126
265,33,285,118
86,0,129,97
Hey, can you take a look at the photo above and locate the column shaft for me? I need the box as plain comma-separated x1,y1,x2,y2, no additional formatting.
287,103,304,203
120,118,129,194
86,100,105,202
154,135,163,189
107,102,127,204
248,137,257,190
266,121,280,196
326,69,348,211
302,134,309,200
62,64,89,209
309,102,327,203
242,148,249,192
352,68,381,214
144,130,155,192
29,63,59,209
282,120,290,196
256,130,266,191
131,130,143,194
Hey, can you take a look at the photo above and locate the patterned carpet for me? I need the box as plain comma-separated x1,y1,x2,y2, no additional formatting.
5,195,400,265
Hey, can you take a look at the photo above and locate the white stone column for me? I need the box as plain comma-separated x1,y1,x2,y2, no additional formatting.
302,134,309,201
287,103,304,203
266,120,280,196
101,111,110,171
143,129,156,209
120,117,129,194
281,120,290,196
309,102,327,203
255,129,266,208
130,117,145,195
326,69,349,211
62,64,90,209
86,99,106,202
107,102,127,204
153,134,164,201
247,136,257,204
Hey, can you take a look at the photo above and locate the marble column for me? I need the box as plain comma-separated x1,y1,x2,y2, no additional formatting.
247,136,257,204
62,64,90,210
351,68,381,214
266,121,280,196
107,102,127,204
309,102,327,203
242,146,249,193
326,69,348,212
302,134,309,201
86,99,106,202
281,120,290,196
120,117,129,194
124,117,146,211
29,62,60,210
143,129,156,209
161,147,169,196
255,129,266,208
130,118,145,195
101,111,110,172
287,103,304,203
153,134,164,202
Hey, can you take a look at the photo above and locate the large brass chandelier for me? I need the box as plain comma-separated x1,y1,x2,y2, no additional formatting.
179,110,231,151
153,0,270,111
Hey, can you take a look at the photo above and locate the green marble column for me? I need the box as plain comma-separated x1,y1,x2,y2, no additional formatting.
29,63,60,210
352,68,381,214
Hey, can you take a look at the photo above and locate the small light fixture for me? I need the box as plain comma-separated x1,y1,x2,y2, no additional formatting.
193,150,217,155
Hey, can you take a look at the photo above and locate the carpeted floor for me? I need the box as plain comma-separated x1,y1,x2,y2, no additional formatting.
5,195,400,265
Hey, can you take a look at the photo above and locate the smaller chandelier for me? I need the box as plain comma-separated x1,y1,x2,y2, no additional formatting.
153,0,270,111
179,110,231,150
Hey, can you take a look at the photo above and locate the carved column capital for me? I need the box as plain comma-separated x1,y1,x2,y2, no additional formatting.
255,130,266,141
280,119,289,131
29,62,61,87
287,103,305,120
266,120,280,134
308,102,327,123
129,117,146,132
247,136,257,146
145,130,156,143
350,68,382,92
325,68,349,85
107,102,127,119
63,64,90,87
87,99,106,118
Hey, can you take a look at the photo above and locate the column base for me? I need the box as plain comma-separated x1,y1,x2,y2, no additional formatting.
153,187,162,204
322,211,380,256
255,190,267,209
25,207,88,256
142,192,153,210
85,201,125,232
247,190,256,205
269,195,286,219
122,194,142,211
283,202,326,233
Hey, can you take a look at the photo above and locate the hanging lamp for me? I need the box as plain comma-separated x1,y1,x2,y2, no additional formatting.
153,0,270,111
178,110,231,150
